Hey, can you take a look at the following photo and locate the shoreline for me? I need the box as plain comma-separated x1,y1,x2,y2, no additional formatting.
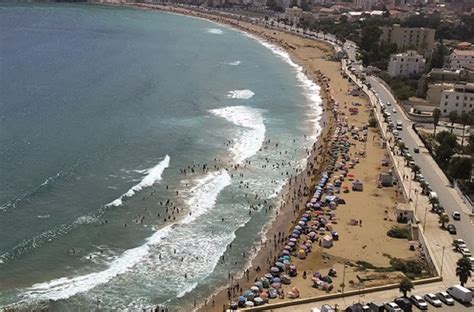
121,4,337,311
125,4,336,311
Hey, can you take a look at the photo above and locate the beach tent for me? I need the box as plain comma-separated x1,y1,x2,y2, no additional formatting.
352,180,363,191
281,274,291,285
297,249,306,259
321,235,333,248
254,297,264,306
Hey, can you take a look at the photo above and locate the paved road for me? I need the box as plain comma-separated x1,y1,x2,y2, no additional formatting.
274,281,473,311
366,75,474,252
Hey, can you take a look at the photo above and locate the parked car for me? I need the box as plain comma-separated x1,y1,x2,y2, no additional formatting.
394,297,412,311
436,291,455,305
384,302,402,312
410,295,428,310
447,224,457,234
393,108,397,113
454,239,467,252
424,293,442,307
414,147,419,153
446,285,473,304
452,211,461,220
460,248,472,258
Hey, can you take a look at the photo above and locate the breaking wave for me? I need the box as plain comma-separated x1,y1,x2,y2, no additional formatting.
107,155,170,207
227,89,255,100
210,106,265,164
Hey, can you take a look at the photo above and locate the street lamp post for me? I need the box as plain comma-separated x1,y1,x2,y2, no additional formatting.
414,189,419,214
440,246,446,277
423,205,429,232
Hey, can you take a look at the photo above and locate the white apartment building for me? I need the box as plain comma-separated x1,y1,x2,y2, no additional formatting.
440,83,474,116
388,51,426,77
450,50,474,70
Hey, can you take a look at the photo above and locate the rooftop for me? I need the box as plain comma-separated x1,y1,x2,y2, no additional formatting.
452,49,474,56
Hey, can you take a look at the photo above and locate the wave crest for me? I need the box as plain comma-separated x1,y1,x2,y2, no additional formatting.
227,89,255,100
210,106,265,163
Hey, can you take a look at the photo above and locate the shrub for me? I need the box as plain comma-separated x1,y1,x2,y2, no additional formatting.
387,226,412,240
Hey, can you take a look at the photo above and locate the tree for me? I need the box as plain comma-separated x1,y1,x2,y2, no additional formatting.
399,277,414,297
448,157,472,180
459,112,471,148
433,108,441,136
456,257,472,287
449,111,458,133
438,214,449,228
434,131,458,167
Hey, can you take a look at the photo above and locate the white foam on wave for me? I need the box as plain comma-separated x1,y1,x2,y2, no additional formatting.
21,170,232,302
227,89,255,100
107,155,170,207
227,61,241,66
207,28,224,35
210,106,265,164
243,33,323,137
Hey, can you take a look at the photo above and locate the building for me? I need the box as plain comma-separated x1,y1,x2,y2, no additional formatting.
439,83,474,115
379,24,436,56
354,0,378,11
450,50,474,70
285,6,303,24
388,51,426,77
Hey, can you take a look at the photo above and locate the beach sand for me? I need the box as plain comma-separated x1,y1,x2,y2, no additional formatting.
125,4,421,311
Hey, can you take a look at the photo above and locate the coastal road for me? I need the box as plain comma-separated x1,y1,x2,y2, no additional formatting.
367,75,474,253
274,281,474,311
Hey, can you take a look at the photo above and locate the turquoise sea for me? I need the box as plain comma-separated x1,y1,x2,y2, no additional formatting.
0,4,322,310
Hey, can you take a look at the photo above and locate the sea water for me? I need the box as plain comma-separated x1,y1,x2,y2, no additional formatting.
0,4,322,310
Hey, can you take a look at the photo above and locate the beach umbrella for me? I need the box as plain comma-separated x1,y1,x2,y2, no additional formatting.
250,286,260,293
245,301,254,307
282,250,290,255
282,255,291,261
294,225,302,230
272,277,281,283
243,291,254,300
270,267,280,274
271,282,281,289
291,233,299,239
298,221,305,226
283,245,292,251
275,262,285,269
288,242,295,248
259,292,269,301
306,203,312,208
238,296,246,303
302,213,310,218
300,217,309,222
289,238,298,243
254,281,263,291
265,273,273,281
310,197,317,203
292,229,301,235
283,259,291,266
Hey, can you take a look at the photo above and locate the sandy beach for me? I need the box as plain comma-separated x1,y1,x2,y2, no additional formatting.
123,4,424,311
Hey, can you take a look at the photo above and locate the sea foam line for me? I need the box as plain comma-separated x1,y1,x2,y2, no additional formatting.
107,155,170,207
20,170,232,302
243,32,323,136
210,106,265,164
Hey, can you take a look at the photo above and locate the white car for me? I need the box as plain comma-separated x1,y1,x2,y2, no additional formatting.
392,108,397,113
384,302,401,312
436,291,455,305
461,248,472,258
393,130,399,136
424,293,442,307
410,295,428,310
452,211,461,220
